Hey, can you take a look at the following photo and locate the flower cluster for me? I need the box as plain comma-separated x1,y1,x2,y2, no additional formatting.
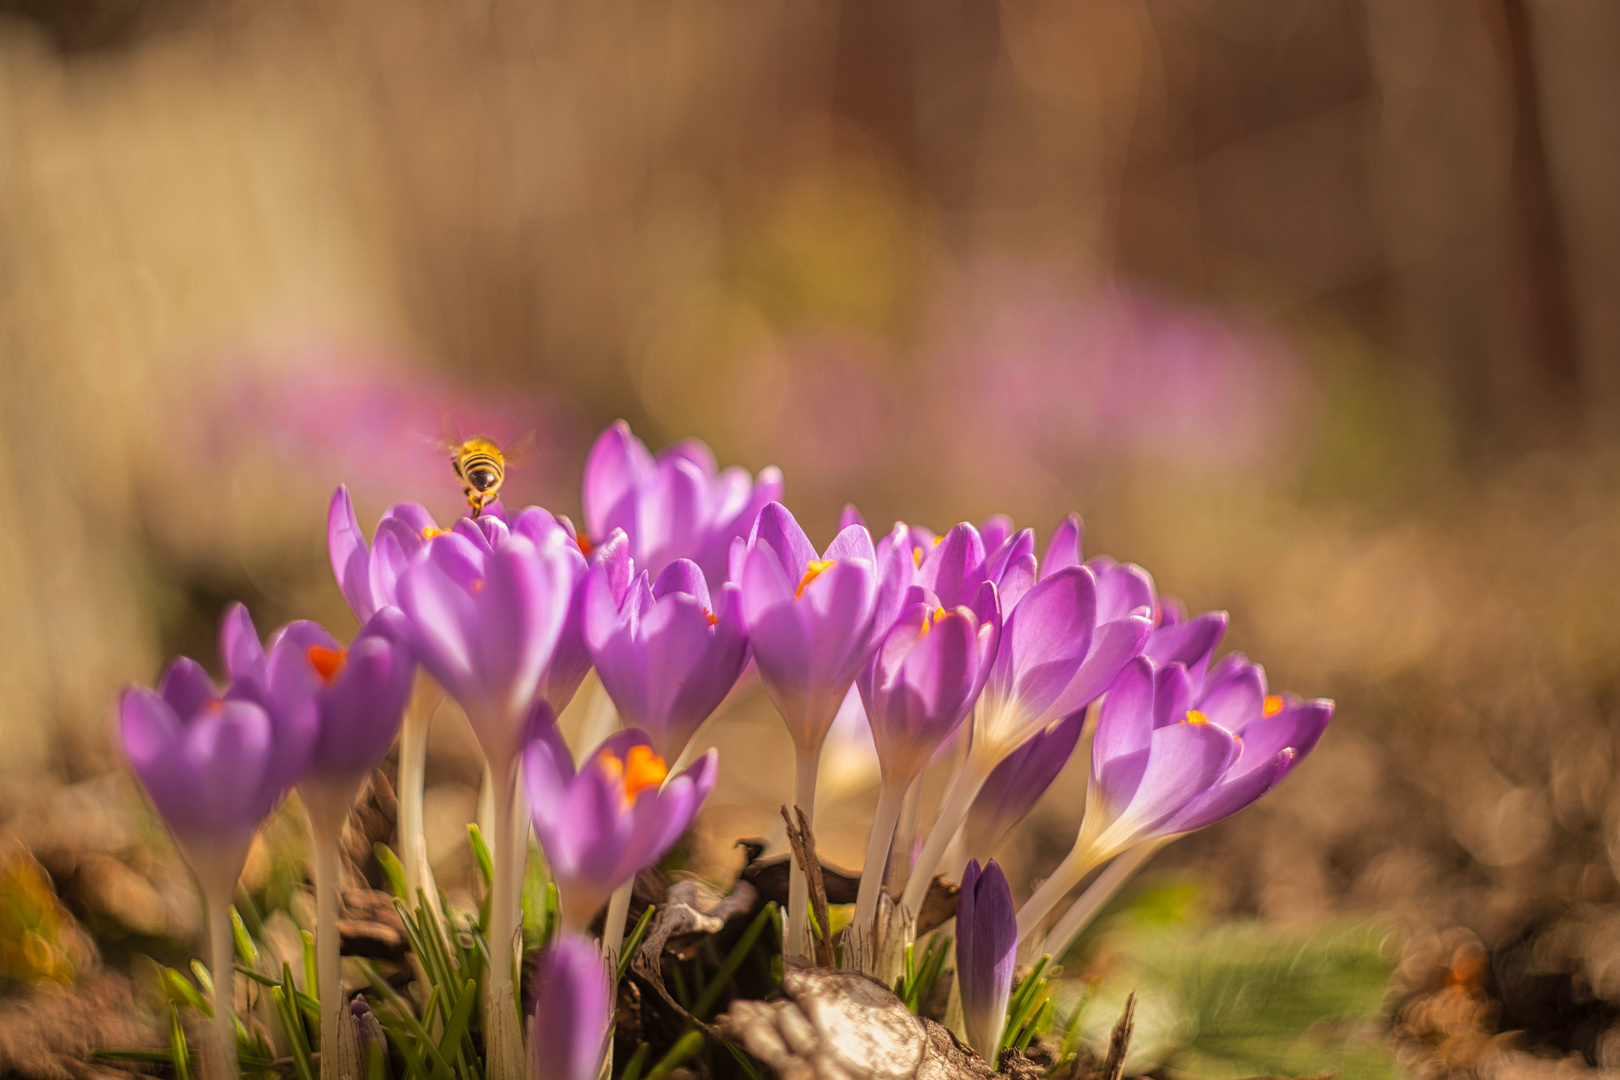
117,419,1332,1076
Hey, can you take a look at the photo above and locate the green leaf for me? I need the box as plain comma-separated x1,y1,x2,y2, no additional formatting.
169,1005,191,1080
617,904,658,983
466,824,494,887
231,906,260,967
645,1031,705,1080
272,976,316,1080
693,904,774,1020
164,967,211,1017
619,1043,652,1080
374,843,408,901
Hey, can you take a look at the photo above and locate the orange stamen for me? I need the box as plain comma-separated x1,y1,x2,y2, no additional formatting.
705,609,720,627
470,579,485,594
912,547,924,567
917,607,952,637
307,645,348,686
423,526,448,540
796,559,836,599
1263,695,1284,716
1185,709,1208,725
576,533,595,557
599,745,670,804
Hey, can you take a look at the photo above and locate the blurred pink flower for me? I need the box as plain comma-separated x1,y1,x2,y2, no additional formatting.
926,264,1308,472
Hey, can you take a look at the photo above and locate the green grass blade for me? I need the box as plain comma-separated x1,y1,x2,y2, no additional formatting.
436,979,478,1064
466,824,494,887
169,1005,191,1080
619,1043,652,1080
271,984,316,1080
692,904,773,1020
190,960,215,1003
302,930,320,1009
374,843,408,901
616,905,658,983
645,1031,704,1080
164,967,210,1017
722,1039,766,1080
231,906,260,967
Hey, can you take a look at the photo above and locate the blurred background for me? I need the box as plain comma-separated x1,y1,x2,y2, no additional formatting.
2,0,1620,1075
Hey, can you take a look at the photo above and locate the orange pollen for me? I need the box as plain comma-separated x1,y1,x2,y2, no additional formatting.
1263,695,1284,716
422,526,448,539
796,559,836,599
470,579,485,594
576,533,595,557
307,645,349,686
205,698,225,714
1185,709,1209,725
918,607,951,637
705,609,720,627
932,535,944,547
600,745,670,804
912,547,924,567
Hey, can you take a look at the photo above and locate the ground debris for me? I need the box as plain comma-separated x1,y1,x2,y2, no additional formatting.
718,963,995,1080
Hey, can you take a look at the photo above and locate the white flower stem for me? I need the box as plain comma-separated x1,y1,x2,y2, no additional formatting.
202,878,239,1080
600,880,634,961
484,751,525,1080
1014,841,1105,944
851,778,909,945
785,741,822,960
1041,841,1164,959
398,681,443,924
302,785,356,1080
899,752,992,919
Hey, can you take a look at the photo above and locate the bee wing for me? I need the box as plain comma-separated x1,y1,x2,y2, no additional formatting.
437,413,466,455
501,429,539,466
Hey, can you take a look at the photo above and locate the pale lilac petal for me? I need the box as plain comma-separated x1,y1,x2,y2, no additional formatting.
1039,514,1083,581
328,486,375,622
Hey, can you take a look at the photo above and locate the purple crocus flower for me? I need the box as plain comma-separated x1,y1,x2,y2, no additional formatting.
848,592,1001,940
217,604,416,796
581,421,782,585
394,516,575,765
120,662,306,868
860,594,1000,787
530,935,614,1080
522,713,718,934
327,485,443,623
916,521,1036,613
957,859,1017,1060
584,556,750,762
1040,513,1227,683
964,709,1085,862
735,503,908,757
901,560,1151,919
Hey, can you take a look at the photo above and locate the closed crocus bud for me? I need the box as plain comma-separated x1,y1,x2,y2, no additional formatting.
522,711,718,934
581,421,782,585
530,935,613,1080
964,709,1085,862
917,522,1036,613
584,556,751,763
956,859,1017,1061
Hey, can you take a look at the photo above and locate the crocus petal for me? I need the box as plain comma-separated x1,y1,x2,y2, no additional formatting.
1050,612,1153,721
919,523,987,610
965,710,1084,859
1102,720,1238,845
530,936,613,1080
984,566,1097,724
219,603,265,682
1146,611,1228,675
159,657,219,721
396,550,480,702
1156,748,1295,835
1039,514,1083,581
748,503,818,589
328,486,376,622
582,421,654,544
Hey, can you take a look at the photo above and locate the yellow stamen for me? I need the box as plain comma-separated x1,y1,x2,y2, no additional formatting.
1185,709,1208,725
796,559,836,599
422,526,448,539
599,745,670,804
307,645,348,686
912,547,924,567
1263,695,1284,716
917,607,952,637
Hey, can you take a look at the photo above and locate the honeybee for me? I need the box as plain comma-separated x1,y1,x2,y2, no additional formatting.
440,417,535,518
